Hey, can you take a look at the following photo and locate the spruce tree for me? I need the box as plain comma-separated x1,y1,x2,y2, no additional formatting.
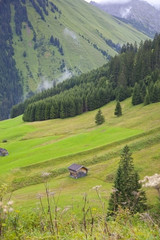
95,109,105,125
114,101,122,117
132,83,143,105
108,145,147,215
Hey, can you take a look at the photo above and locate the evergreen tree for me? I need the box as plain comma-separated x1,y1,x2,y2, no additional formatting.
114,101,122,117
95,109,105,125
144,92,150,106
108,145,147,215
132,83,143,105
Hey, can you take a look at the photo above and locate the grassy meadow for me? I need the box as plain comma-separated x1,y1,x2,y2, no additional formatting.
0,98,160,213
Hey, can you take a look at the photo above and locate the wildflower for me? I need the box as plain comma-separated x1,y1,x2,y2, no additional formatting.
92,208,97,211
56,207,61,212
8,207,14,212
49,191,55,196
61,206,71,214
3,207,7,213
7,200,14,206
140,174,160,187
132,191,138,196
92,185,102,191
112,188,118,193
41,172,51,178
36,193,44,199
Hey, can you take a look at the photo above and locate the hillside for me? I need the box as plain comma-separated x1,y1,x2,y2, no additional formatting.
1,99,160,209
11,34,160,122
1,98,160,238
91,0,160,38
0,0,149,120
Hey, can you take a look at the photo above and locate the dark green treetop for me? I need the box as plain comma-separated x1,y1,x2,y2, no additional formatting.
95,109,105,125
114,101,122,117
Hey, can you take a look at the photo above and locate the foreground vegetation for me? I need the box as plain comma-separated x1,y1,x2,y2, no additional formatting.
1,173,160,239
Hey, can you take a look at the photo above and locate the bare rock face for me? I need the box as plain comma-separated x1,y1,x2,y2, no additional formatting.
91,0,160,37
0,148,9,157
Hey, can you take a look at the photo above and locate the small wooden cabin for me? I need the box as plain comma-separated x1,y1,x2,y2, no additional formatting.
68,164,88,179
0,148,8,157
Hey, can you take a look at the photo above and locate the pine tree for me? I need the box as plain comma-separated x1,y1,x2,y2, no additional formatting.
114,101,122,117
108,145,147,215
144,92,150,106
132,83,143,105
95,109,105,125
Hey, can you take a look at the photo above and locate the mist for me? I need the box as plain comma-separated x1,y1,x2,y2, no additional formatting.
37,69,72,92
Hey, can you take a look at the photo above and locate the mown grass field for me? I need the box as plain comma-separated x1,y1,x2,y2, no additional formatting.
0,98,160,211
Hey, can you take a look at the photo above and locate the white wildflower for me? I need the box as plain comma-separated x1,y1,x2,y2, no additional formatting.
7,200,14,206
112,188,118,193
140,174,160,188
56,207,61,212
3,207,7,213
36,193,44,199
8,207,14,212
92,185,102,191
41,172,51,178
61,206,71,214
49,191,55,196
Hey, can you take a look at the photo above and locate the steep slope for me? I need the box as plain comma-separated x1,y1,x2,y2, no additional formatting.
11,0,148,93
91,0,160,37
0,0,148,120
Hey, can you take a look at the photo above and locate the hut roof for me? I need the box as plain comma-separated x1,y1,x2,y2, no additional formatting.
68,164,88,172
0,148,8,156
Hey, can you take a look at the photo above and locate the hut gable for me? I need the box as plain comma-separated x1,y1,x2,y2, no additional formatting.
68,164,88,179
0,148,8,157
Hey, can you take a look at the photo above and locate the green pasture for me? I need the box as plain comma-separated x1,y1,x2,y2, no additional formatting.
0,99,160,210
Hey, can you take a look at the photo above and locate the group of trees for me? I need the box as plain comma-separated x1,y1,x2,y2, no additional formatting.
50,35,64,55
11,34,160,122
95,101,122,125
109,36,160,105
22,79,115,121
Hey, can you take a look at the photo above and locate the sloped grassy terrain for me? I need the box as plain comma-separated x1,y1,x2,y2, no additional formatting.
11,0,148,95
0,98,160,211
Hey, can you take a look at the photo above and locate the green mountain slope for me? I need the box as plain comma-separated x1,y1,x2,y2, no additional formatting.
0,0,149,120
0,99,160,210
11,0,148,94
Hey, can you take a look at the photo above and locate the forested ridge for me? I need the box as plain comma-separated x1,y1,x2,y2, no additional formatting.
11,34,160,122
0,0,23,120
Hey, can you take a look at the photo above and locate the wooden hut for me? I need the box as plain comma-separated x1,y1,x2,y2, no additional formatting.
68,164,88,179
0,148,8,156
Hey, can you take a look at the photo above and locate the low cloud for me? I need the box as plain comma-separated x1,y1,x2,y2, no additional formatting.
57,68,72,82
120,7,132,18
37,69,72,92
37,76,55,92
64,28,77,41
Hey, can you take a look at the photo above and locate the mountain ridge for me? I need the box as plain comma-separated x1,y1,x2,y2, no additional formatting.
91,0,160,37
